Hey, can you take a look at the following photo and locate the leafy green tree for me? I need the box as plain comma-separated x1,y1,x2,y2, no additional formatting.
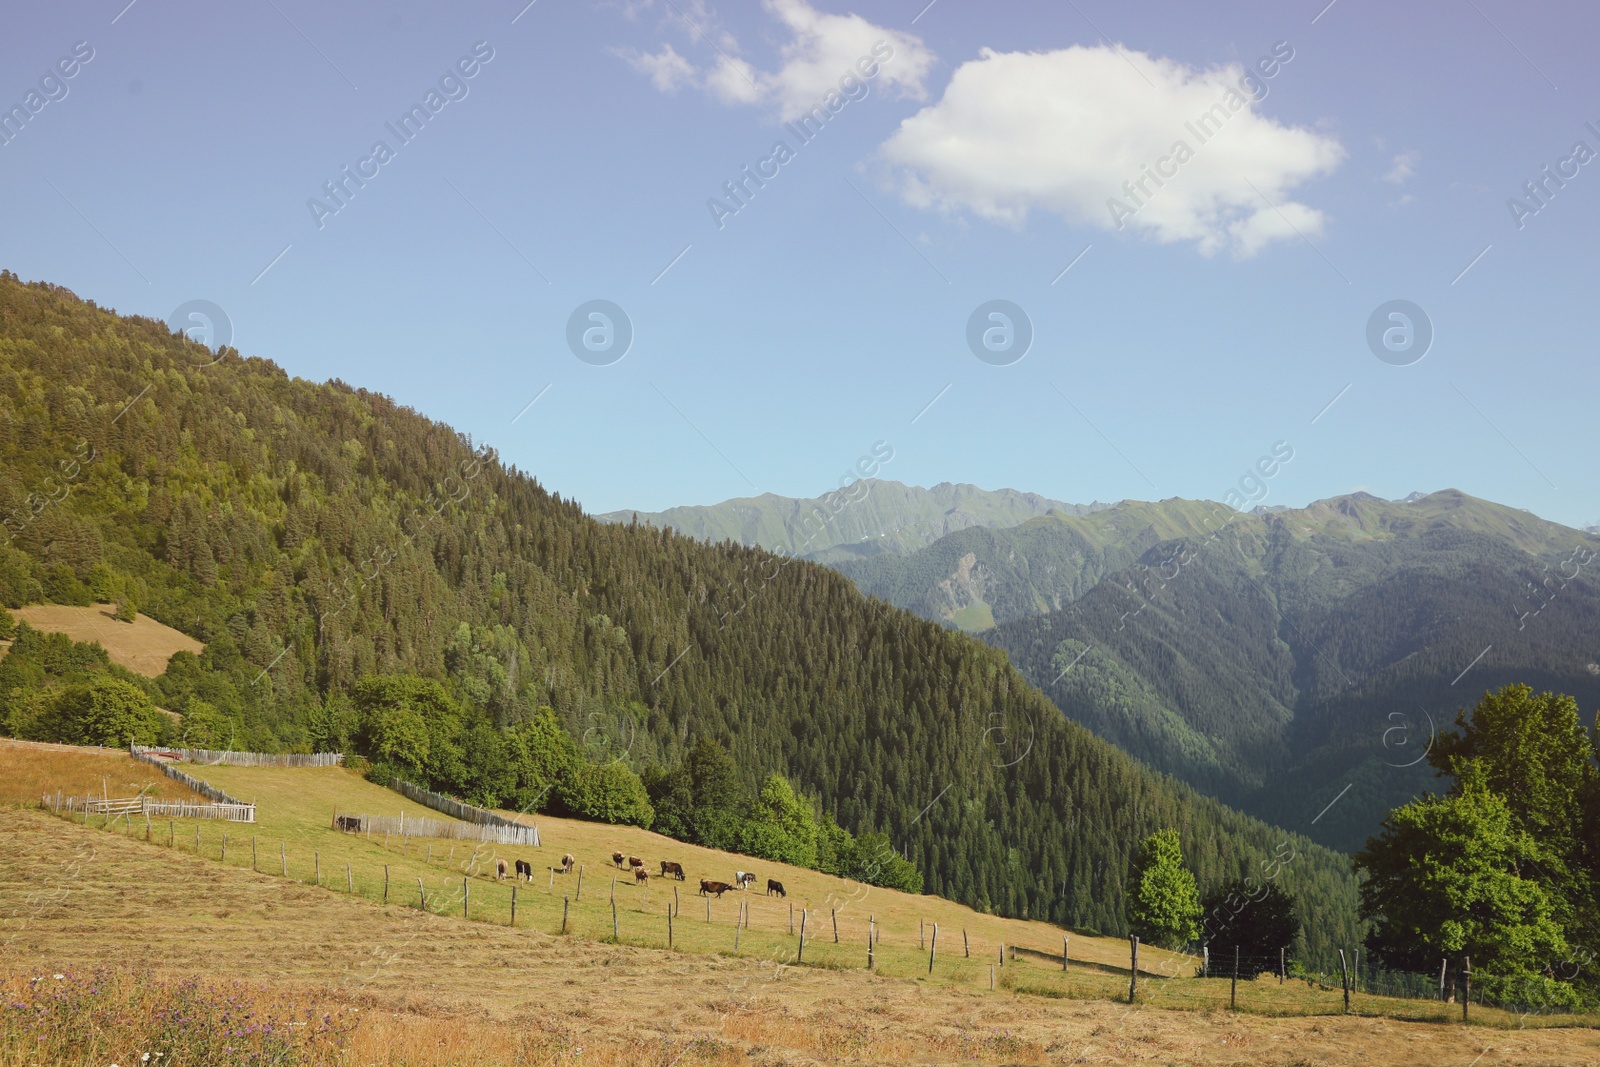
561,760,653,827
42,676,164,746
1126,829,1203,949
505,706,581,812
1355,762,1568,976
641,763,694,839
351,675,455,780
178,699,231,747
0,605,15,640
686,737,742,849
849,830,924,893
113,598,137,623
1201,879,1300,974
738,772,818,867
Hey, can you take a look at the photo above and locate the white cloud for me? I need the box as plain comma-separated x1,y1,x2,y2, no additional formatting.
623,44,697,92
1383,150,1419,185
878,45,1344,258
620,0,934,122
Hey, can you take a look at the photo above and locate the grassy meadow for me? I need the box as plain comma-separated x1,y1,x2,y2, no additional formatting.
3,741,1598,1066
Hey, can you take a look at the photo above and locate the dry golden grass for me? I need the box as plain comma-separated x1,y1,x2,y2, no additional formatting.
4,746,1599,1065
11,602,204,677
0,738,205,808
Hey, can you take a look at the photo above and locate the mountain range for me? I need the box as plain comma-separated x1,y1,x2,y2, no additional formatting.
609,484,1600,853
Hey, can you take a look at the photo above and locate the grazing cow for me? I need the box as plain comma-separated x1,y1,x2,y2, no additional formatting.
634,866,649,884
734,871,756,889
515,859,533,881
559,853,575,873
766,879,786,897
335,815,361,832
660,860,685,880
496,858,508,880
699,879,733,898
628,855,644,869
612,851,626,868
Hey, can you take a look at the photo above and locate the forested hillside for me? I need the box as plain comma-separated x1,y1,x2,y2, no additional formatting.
984,495,1600,852
0,273,1360,959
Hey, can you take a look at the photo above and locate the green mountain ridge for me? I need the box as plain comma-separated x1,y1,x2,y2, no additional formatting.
0,273,1361,960
595,480,1111,565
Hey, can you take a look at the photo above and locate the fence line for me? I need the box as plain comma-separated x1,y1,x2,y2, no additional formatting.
129,745,251,807
132,744,343,768
390,779,539,846
335,811,540,847
44,793,255,823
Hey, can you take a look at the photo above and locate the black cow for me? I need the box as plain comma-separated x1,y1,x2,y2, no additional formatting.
335,815,361,832
766,878,786,897
515,859,533,881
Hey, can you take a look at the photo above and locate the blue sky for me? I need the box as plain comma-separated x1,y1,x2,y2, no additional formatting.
3,0,1597,528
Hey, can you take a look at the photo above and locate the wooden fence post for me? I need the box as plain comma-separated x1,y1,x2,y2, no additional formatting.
999,942,1005,969
463,877,469,919
1462,956,1471,1022
576,865,584,901
668,907,674,948
1279,946,1285,984
990,965,995,991
280,841,286,877
1063,935,1069,972
315,850,320,885
674,885,679,917
427,844,432,865
611,876,616,906
196,826,202,853
1338,949,1350,1013
705,896,711,923
347,863,354,894
144,808,151,841
733,907,740,952
789,902,794,934
252,836,257,871
562,895,569,934
1439,958,1448,1001
169,820,174,847
1231,946,1239,1009
1203,945,1209,978
384,864,390,904
418,878,426,911
868,917,875,969
510,885,517,926
832,908,838,943
1129,936,1139,1003
928,922,938,974
548,867,554,893
797,908,807,963
920,918,924,949
612,899,619,940
964,929,970,958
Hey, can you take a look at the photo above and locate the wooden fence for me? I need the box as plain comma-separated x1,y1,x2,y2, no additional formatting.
129,746,251,807
390,779,539,845
132,744,343,768
44,792,256,823
334,810,539,846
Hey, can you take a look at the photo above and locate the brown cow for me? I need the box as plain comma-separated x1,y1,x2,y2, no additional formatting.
634,866,649,884
612,851,626,868
495,858,508,880
628,855,644,869
559,853,575,873
660,860,685,880
699,879,733,898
